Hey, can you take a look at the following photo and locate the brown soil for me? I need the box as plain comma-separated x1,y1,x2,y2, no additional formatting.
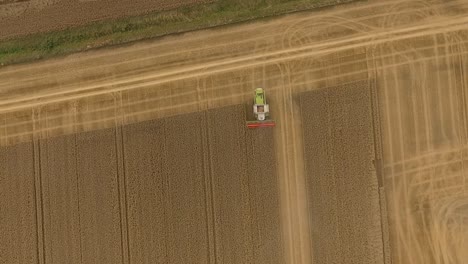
300,81,386,263
0,0,213,40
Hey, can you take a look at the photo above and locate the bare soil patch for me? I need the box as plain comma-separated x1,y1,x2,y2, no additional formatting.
0,0,212,39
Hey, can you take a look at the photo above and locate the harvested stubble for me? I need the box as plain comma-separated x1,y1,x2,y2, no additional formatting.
300,81,386,264
0,143,37,264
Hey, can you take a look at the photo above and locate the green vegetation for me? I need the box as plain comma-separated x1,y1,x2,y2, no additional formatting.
0,0,357,66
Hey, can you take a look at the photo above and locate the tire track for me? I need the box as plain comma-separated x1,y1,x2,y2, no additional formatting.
1,13,468,113
3,44,468,144
1,34,467,133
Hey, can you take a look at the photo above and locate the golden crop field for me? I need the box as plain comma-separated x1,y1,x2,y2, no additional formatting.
0,0,467,263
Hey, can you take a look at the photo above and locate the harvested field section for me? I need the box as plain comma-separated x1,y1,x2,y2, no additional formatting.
207,105,284,264
0,0,213,39
75,129,122,264
300,81,385,264
40,135,81,264
0,143,37,264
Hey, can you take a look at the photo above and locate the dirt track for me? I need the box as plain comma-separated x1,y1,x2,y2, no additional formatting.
1,0,468,263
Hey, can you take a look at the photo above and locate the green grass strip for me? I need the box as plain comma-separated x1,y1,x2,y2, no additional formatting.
0,0,359,66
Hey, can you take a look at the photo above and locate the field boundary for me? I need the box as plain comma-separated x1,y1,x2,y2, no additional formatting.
0,0,364,67
369,78,393,264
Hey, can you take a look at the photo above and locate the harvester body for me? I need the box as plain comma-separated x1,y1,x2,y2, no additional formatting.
246,88,276,128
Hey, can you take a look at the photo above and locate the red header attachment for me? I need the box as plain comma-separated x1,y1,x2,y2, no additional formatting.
246,121,276,128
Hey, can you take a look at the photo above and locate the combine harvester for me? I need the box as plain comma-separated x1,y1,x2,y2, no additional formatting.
246,88,276,128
